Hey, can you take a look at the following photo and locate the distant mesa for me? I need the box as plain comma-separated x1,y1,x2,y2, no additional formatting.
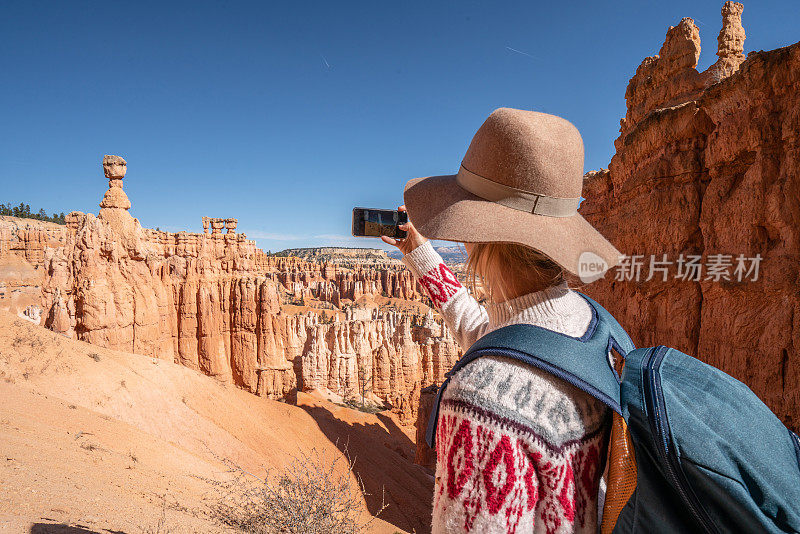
280,247,402,267
386,245,467,266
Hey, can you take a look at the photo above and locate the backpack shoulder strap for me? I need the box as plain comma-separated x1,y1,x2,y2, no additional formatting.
425,293,634,449
578,292,635,357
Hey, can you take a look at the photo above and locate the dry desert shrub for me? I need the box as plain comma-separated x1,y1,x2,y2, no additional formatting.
340,396,384,415
140,497,175,534
209,443,386,534
12,329,43,349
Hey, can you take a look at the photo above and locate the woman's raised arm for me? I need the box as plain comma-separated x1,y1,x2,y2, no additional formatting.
383,206,489,350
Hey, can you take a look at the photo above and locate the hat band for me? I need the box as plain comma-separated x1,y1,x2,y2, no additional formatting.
456,165,579,217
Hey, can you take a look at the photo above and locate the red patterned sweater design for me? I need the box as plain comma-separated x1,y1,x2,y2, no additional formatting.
419,262,462,308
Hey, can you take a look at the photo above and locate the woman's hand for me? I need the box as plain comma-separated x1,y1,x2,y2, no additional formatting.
381,205,428,256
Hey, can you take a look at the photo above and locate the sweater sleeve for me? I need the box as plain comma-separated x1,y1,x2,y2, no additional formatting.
401,241,489,351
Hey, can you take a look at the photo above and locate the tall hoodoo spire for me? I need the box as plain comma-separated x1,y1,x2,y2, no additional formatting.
98,154,136,231
712,1,746,78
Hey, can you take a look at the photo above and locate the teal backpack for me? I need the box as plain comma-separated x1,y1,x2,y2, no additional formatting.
425,293,800,533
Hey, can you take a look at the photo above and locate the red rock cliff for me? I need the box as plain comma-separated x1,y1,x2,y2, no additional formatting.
582,2,799,431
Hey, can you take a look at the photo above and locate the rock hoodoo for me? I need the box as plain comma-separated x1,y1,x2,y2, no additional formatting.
619,2,748,139
711,1,746,78
98,155,134,231
202,217,238,235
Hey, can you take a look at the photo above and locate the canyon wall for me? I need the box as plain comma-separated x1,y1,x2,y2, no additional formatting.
582,2,800,431
0,217,67,266
302,308,460,424
36,156,460,424
0,217,67,320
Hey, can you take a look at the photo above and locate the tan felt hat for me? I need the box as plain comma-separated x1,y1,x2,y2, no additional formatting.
403,107,621,278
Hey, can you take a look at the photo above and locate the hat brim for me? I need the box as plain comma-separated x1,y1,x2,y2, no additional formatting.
403,174,621,278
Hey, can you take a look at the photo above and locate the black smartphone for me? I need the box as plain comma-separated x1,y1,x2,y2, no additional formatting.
352,207,408,239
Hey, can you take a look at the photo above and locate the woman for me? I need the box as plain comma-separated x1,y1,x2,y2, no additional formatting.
382,108,621,533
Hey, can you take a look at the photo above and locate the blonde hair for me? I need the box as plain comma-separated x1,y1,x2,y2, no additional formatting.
466,242,566,303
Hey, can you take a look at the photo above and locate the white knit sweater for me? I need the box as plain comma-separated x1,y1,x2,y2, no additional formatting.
402,241,610,534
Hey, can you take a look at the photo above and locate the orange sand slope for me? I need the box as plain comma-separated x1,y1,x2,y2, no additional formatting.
0,312,433,533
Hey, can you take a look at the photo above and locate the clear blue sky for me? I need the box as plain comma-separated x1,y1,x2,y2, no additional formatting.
1,1,798,252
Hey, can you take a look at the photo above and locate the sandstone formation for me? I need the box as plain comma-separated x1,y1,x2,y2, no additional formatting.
0,216,67,319
202,216,238,234
98,155,135,232
300,308,460,424
710,1,746,79
29,155,461,425
619,4,747,140
0,216,66,265
581,2,800,431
